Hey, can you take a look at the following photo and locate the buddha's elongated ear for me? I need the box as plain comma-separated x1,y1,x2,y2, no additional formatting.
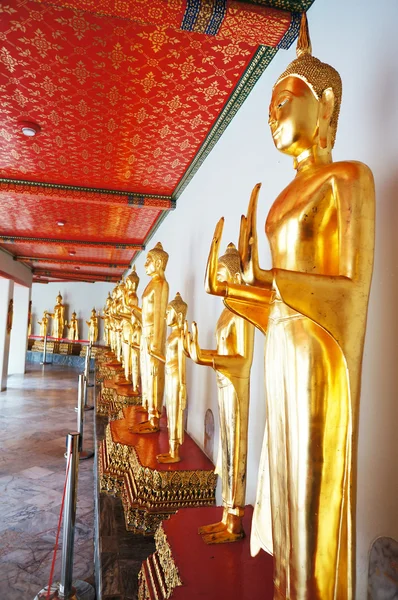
319,87,335,149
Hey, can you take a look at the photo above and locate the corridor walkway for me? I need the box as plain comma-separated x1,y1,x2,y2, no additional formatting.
0,363,95,599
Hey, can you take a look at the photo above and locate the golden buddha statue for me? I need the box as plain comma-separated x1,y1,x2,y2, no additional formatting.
184,244,254,544
37,311,49,338
86,308,98,344
118,267,140,384
205,14,375,599
114,282,125,361
156,292,188,464
108,288,118,352
100,293,112,346
67,311,79,341
48,292,65,339
130,242,169,433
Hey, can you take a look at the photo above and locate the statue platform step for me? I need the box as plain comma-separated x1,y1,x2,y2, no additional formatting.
138,505,274,599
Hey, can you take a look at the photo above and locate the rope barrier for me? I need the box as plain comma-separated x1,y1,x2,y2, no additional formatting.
46,450,72,600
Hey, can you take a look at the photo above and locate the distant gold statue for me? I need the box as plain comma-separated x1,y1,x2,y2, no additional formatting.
131,242,169,433
205,14,375,599
100,293,112,346
67,311,79,341
130,317,142,394
156,292,188,464
118,268,140,385
37,311,49,338
48,292,65,339
184,244,254,544
86,308,98,344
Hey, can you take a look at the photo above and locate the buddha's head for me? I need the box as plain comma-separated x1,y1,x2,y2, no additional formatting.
269,13,342,158
117,279,126,297
72,311,76,318
145,242,169,277
166,292,187,327
91,308,97,316
218,243,242,285
126,265,140,292
56,292,63,304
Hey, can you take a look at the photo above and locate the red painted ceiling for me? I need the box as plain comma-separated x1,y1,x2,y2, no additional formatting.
0,0,306,282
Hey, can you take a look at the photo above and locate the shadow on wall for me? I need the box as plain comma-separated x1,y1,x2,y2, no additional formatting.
357,53,398,586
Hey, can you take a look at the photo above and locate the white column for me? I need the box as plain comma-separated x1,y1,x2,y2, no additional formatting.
8,283,31,376
0,278,14,391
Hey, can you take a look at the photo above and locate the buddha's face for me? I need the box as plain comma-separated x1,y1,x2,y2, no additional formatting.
166,306,177,327
144,253,157,276
269,76,319,157
217,264,231,284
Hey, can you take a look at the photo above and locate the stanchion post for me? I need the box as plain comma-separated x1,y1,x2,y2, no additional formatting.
86,343,94,387
40,334,51,365
59,432,80,599
77,373,94,460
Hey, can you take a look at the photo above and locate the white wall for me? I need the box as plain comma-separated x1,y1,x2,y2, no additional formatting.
8,284,30,375
31,281,114,341
131,0,398,596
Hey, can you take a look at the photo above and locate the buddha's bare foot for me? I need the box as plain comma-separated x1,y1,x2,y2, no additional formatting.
156,452,181,464
198,521,227,535
130,419,159,434
135,405,148,413
201,528,244,544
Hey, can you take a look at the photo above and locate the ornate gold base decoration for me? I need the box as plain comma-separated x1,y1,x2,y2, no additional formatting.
100,406,216,537
138,506,274,600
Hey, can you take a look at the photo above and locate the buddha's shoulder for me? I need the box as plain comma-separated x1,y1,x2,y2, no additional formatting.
326,160,374,183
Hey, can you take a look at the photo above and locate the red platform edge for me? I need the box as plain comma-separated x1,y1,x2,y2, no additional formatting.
162,505,274,599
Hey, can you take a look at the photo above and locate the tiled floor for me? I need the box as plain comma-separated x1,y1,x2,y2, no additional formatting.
0,363,95,600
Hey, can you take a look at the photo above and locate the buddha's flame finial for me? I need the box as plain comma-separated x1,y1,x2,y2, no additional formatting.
296,12,312,58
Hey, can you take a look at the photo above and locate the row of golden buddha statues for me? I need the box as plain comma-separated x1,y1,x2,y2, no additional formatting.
36,295,99,342
98,15,375,599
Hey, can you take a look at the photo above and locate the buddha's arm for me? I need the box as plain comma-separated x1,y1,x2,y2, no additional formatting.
178,340,187,407
131,306,142,323
149,283,168,352
184,321,218,367
275,167,375,343
239,183,273,288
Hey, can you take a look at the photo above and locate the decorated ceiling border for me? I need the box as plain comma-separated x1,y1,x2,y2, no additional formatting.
0,235,144,250
0,179,175,210
16,257,129,268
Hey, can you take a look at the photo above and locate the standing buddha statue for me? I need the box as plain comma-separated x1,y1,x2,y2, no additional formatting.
67,311,79,341
118,267,140,385
184,244,254,544
100,293,112,346
156,292,188,464
86,308,98,344
205,14,375,599
37,311,49,337
48,292,65,339
130,242,169,434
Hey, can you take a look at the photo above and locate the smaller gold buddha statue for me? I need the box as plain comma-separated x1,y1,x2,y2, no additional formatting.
48,292,65,339
86,308,98,344
183,243,254,544
156,292,188,464
37,311,49,338
100,293,112,346
130,242,169,434
67,311,79,341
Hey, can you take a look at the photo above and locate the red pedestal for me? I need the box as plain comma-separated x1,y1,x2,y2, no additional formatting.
139,505,274,599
